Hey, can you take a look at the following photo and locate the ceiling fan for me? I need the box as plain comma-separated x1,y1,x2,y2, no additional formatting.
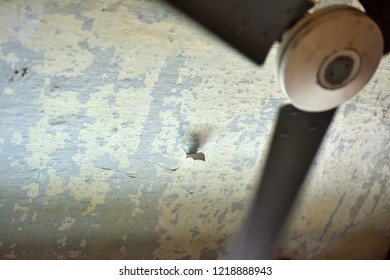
163,0,389,259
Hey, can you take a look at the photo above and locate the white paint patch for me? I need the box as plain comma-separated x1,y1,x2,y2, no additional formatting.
24,183,40,199
32,212,38,222
11,132,23,144
57,237,67,248
132,207,143,217
13,203,29,213
20,213,28,222
80,239,87,248
26,118,71,169
67,173,110,216
4,87,14,95
1,52,19,65
29,14,94,77
129,190,144,217
9,157,19,168
92,224,101,230
45,175,65,197
58,217,76,231
69,250,82,258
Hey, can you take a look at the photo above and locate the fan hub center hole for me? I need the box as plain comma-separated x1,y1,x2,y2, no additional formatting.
318,49,361,90
324,56,354,86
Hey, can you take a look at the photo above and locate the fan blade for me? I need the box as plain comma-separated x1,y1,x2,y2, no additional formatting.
234,104,336,259
359,0,390,54
165,0,313,65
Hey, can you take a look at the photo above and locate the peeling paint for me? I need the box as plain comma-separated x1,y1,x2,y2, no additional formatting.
0,0,389,260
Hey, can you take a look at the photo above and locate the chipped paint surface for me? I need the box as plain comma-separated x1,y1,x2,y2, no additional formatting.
0,0,389,259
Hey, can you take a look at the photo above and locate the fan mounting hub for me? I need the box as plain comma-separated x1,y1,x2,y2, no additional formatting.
277,5,384,112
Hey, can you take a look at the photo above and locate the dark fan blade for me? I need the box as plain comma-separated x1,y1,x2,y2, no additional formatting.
234,104,336,259
359,0,390,54
165,0,313,65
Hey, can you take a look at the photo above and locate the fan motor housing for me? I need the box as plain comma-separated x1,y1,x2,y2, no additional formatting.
277,5,384,112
